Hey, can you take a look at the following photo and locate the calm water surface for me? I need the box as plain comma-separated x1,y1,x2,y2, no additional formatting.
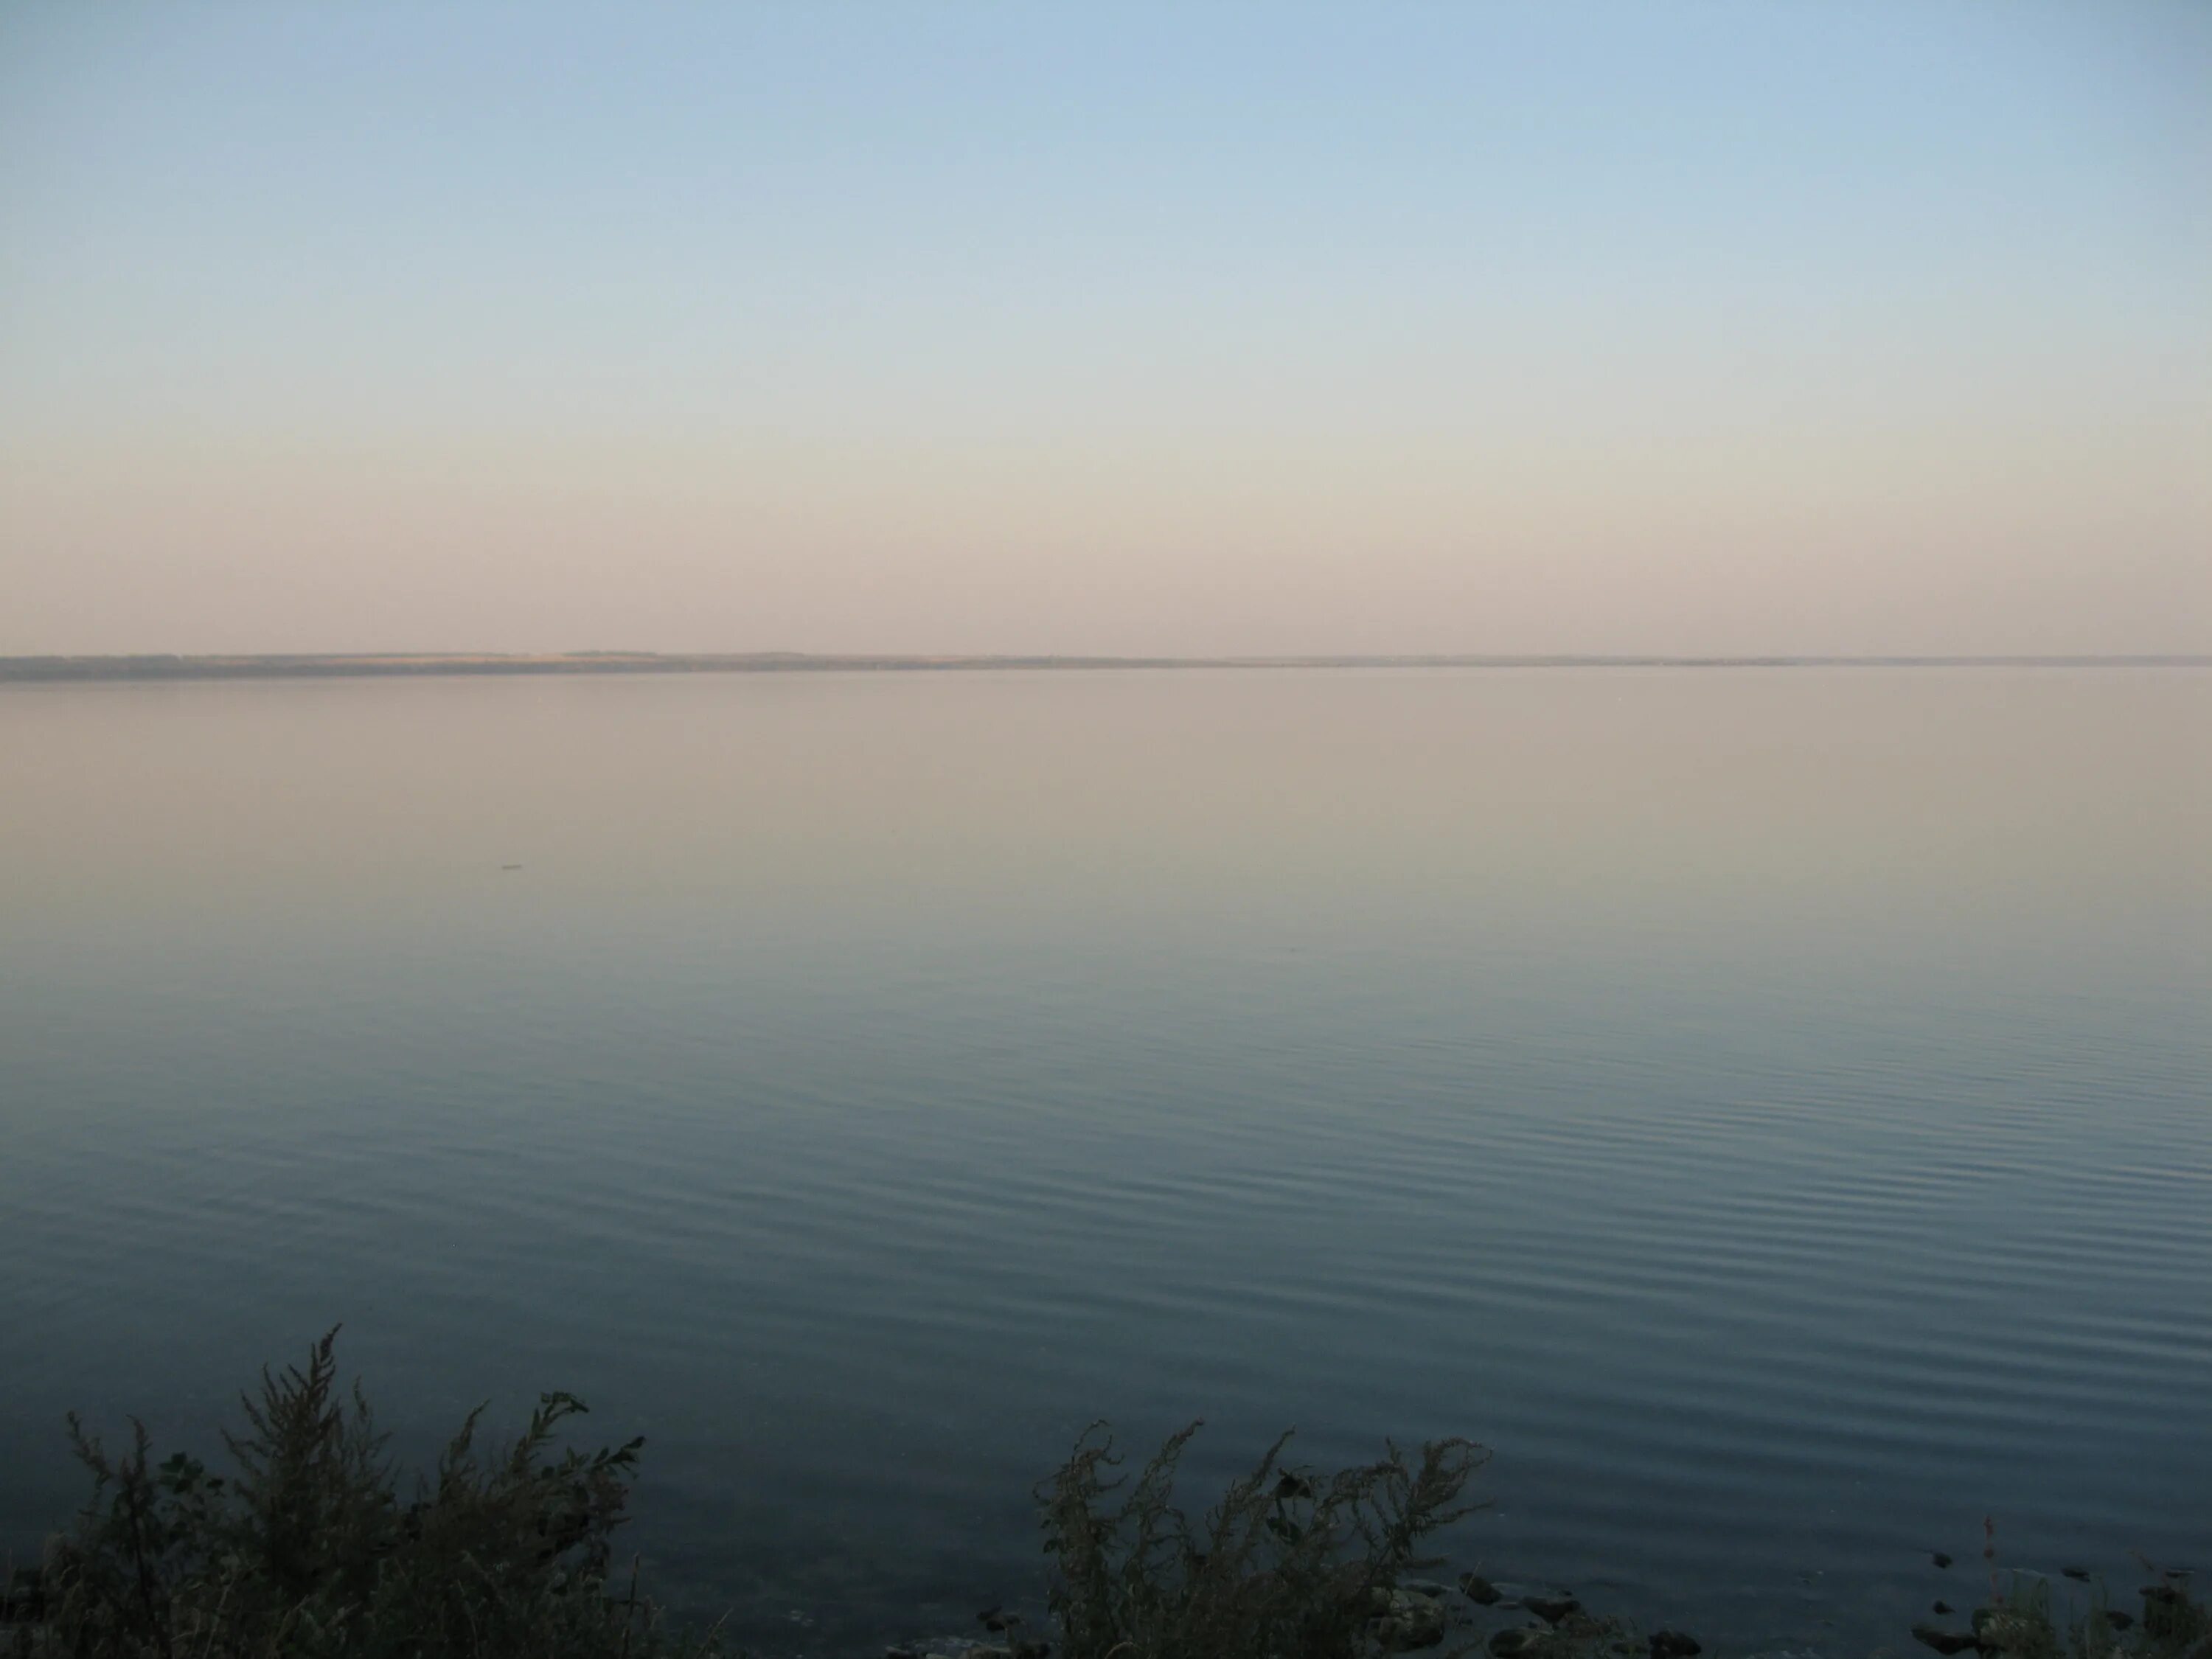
1,669,2206,1652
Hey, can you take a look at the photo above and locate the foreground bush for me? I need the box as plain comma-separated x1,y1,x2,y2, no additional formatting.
5,1334,2203,1659
3,1332,711,1659
1039,1422,1486,1659
1918,1569,2210,1659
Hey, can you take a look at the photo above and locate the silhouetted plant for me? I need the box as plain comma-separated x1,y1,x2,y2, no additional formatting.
1916,1564,2210,1659
5,1330,711,1659
9,1334,2205,1659
1039,1421,1486,1659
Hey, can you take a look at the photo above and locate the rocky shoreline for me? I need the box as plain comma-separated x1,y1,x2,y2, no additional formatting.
877,1574,1716,1659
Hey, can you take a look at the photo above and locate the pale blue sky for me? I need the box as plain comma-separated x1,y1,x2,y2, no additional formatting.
2,2,2206,655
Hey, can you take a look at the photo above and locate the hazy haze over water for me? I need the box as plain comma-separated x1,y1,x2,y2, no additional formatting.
1,668,2206,1651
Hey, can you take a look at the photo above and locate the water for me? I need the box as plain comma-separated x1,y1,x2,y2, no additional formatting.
1,667,2205,1653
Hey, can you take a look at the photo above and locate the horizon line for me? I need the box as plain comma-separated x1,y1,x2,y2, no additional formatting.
4,650,2211,685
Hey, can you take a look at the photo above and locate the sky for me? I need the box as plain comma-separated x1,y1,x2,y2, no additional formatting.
1,1,2207,658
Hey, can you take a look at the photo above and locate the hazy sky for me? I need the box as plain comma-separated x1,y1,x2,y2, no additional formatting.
2,2,2207,656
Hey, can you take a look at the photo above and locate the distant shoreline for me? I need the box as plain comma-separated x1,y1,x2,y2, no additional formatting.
1,651,2207,684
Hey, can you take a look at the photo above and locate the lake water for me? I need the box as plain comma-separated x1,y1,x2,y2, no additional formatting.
1,668,2206,1653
